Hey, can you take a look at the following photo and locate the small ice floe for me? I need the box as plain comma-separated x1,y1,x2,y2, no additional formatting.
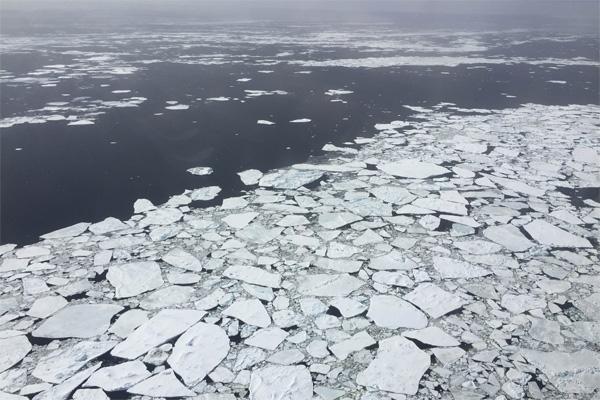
15,148,23,151
447,107,493,113
238,169,263,185
404,105,432,113
257,120,275,125
101,97,147,108
165,104,189,110
165,101,178,105
189,186,221,201
375,121,409,131
186,167,213,176
290,118,311,123
547,80,567,84
236,78,252,82
1,112,68,128
294,70,312,74
257,70,274,74
245,90,287,98
378,160,450,179
206,97,230,102
47,115,67,121
109,67,138,75
111,90,131,94
322,144,358,154
325,89,354,96
67,119,95,126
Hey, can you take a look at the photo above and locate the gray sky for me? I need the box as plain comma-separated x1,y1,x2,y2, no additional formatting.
2,0,598,34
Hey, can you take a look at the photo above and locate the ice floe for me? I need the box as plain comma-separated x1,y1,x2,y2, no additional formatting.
1,101,598,399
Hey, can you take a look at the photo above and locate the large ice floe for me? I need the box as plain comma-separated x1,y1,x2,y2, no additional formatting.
0,102,599,399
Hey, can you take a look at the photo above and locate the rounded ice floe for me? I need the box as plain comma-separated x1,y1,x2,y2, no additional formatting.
127,369,195,397
259,169,323,190
404,283,466,319
432,256,491,279
222,298,271,327
133,198,155,213
356,336,430,395
186,166,213,176
245,327,289,350
138,208,183,226
108,309,149,338
317,212,361,229
237,169,263,185
32,340,116,384
162,247,203,272
482,224,533,252
67,119,95,126
520,348,600,394
26,295,68,319
0,336,31,374
32,304,123,339
222,212,259,229
139,286,195,310
369,250,417,271
223,265,282,288
369,185,416,205
377,159,450,179
329,331,376,360
168,322,230,386
402,326,460,347
89,217,128,235
523,219,592,248
367,295,428,329
324,89,353,96
249,365,313,400
40,222,90,240
106,262,164,299
296,274,364,297
164,104,189,110
189,186,222,201
84,360,150,392
111,309,205,360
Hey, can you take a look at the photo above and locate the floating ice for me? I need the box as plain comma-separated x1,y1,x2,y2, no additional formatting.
164,104,189,110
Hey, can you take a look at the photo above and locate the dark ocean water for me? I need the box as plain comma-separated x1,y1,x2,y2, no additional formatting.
1,21,599,245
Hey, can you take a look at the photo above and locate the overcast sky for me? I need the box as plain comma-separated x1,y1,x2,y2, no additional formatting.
2,0,598,34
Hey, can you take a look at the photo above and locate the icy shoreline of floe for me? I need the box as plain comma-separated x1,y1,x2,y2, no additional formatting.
0,102,599,399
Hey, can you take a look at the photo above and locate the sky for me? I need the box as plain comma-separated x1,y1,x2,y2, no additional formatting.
1,0,598,34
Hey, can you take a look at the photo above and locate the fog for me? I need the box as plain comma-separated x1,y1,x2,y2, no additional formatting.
2,0,599,34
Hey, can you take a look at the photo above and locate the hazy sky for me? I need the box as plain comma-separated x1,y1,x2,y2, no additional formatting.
2,0,598,34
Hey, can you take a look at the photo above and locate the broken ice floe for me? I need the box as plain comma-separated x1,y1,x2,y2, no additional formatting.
186,167,213,176
2,102,599,399
164,104,190,110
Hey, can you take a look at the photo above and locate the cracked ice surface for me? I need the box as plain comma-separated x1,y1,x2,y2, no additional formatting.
0,103,599,399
